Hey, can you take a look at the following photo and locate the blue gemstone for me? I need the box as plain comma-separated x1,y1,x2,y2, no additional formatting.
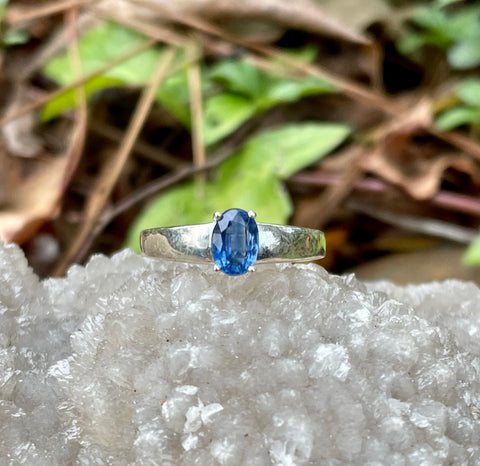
211,208,259,276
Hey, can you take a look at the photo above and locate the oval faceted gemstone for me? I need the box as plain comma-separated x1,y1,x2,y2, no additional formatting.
211,208,259,276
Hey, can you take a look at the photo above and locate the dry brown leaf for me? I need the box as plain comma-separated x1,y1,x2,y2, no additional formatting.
360,100,480,200
132,0,371,45
53,46,176,275
314,0,391,35
292,146,365,228
0,101,87,244
0,155,68,244
364,150,480,199
1,86,42,158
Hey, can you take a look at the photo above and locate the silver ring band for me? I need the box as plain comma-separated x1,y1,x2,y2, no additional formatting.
140,223,326,264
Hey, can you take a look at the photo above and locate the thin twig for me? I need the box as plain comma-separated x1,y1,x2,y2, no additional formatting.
102,3,389,112
347,199,477,244
53,48,177,276
5,0,92,26
0,38,156,128
88,118,181,169
131,0,370,46
62,7,88,189
187,47,206,195
1,40,202,128
152,10,400,111
289,171,480,217
92,7,187,48
74,146,237,263
157,11,480,160
72,117,257,264
106,7,480,159
429,127,480,162
295,148,366,228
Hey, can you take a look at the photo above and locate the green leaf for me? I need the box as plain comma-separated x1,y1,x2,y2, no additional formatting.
398,33,426,55
43,27,336,145
44,22,164,85
434,77,480,131
275,44,319,65
126,183,212,242
203,94,257,145
443,5,480,41
408,6,452,48
400,2,480,67
2,29,29,46
275,123,350,177
0,0,8,18
204,57,335,145
125,175,290,253
0,2,26,45
209,60,262,99
208,46,321,100
435,0,464,7
448,33,480,69
217,122,351,181
41,75,124,121
155,70,192,126
262,76,335,108
463,234,480,266
42,21,173,120
126,122,351,252
455,78,480,106
435,106,480,130
42,21,198,122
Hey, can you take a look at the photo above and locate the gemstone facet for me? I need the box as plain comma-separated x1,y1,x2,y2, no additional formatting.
211,208,259,276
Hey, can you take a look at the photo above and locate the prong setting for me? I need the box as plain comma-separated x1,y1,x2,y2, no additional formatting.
248,210,257,218
213,265,221,272
211,208,259,276
248,266,256,273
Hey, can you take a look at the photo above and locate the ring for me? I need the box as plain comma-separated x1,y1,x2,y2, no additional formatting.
140,208,326,276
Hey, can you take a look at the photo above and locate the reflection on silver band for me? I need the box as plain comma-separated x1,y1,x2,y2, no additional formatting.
140,223,326,264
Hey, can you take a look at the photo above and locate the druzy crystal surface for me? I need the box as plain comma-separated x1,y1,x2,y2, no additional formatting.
1,242,480,465
211,208,258,276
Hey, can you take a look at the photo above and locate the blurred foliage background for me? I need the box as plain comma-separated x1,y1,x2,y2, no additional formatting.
0,0,479,283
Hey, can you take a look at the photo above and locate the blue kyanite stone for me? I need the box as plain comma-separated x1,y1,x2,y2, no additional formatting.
211,208,259,276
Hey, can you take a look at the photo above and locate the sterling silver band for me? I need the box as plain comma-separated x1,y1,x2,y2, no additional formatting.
140,223,326,264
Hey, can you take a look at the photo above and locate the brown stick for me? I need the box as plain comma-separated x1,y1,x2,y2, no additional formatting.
53,48,177,276
71,119,257,265
187,51,206,193
72,144,237,264
88,118,181,169
297,148,366,228
159,12,480,160
5,0,92,25
1,40,202,129
347,199,477,244
92,7,187,48
155,12,400,111
289,172,480,217
0,38,155,127
61,8,88,190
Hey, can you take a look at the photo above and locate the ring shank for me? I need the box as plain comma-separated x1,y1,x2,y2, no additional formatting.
140,223,326,264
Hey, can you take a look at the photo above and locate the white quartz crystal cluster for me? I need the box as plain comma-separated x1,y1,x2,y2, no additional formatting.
1,242,480,465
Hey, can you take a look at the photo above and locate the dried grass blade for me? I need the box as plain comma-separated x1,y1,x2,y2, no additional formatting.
53,47,177,276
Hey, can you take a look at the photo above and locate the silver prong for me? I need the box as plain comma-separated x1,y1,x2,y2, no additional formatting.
248,210,256,218
213,211,222,221
248,266,256,272
213,265,221,272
